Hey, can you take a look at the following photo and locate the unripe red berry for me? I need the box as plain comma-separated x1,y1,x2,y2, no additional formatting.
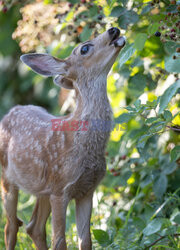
113,172,120,176
2,6,7,13
121,155,127,160
81,0,86,3
171,28,176,32
167,12,171,16
176,47,180,53
110,168,115,173
177,5,180,11
68,3,73,8
170,0,176,4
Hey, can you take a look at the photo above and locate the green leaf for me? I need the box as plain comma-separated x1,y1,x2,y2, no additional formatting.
137,134,151,148
143,218,163,236
147,22,160,35
134,33,148,51
159,80,180,114
163,162,177,174
128,73,146,97
153,174,167,198
93,229,111,247
116,113,135,124
165,54,180,73
119,43,136,68
141,4,152,14
145,117,161,125
134,99,141,110
163,110,173,122
110,6,126,17
171,146,180,162
173,213,180,224
79,26,92,42
164,41,179,55
118,10,139,29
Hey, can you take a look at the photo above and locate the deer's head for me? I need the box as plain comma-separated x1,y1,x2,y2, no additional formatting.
21,28,126,90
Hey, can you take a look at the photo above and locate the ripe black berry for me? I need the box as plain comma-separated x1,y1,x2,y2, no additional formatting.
155,31,161,37
97,15,103,20
173,55,177,59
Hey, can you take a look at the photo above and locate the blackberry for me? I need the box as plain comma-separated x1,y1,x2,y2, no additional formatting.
155,31,161,37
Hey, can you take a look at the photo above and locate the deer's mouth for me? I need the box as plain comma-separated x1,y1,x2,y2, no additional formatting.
109,28,120,46
108,28,126,48
114,36,126,47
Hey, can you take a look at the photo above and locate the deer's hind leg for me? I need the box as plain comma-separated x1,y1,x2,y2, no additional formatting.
1,175,23,250
26,196,51,250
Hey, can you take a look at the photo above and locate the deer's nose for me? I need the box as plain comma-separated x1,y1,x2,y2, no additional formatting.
108,27,120,38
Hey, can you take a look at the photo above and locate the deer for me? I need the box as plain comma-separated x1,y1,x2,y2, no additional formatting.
0,27,126,250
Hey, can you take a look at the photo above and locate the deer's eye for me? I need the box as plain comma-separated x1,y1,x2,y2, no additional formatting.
80,45,90,55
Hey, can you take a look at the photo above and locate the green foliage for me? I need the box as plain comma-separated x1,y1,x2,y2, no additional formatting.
0,0,180,249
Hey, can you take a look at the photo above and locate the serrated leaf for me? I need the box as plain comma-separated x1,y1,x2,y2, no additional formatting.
143,218,163,236
93,229,111,247
110,6,126,17
148,22,160,35
171,146,180,162
134,33,148,51
116,113,135,124
119,43,136,68
159,80,180,114
153,174,167,198
118,10,139,29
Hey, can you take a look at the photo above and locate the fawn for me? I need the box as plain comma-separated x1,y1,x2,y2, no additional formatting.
0,27,126,250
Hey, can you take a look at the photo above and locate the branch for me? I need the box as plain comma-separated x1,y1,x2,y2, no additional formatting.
166,125,180,132
145,233,180,249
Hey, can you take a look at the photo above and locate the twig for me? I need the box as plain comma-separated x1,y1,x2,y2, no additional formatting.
144,233,180,249
166,125,180,132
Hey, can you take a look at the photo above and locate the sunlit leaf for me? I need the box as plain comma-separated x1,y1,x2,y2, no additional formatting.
159,80,180,114
134,33,148,51
143,218,163,236
147,22,160,35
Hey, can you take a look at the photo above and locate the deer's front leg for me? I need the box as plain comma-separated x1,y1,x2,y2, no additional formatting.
75,193,93,250
50,195,69,250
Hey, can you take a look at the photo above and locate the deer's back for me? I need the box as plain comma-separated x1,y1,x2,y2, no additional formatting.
0,105,57,194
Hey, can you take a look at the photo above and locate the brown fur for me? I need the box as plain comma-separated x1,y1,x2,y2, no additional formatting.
0,28,125,249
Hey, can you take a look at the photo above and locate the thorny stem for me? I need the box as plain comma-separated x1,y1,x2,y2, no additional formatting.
144,233,180,249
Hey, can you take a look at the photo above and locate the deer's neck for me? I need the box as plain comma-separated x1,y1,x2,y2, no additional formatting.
74,74,112,122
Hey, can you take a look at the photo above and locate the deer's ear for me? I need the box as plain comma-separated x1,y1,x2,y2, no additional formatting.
20,53,68,76
54,75,74,89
